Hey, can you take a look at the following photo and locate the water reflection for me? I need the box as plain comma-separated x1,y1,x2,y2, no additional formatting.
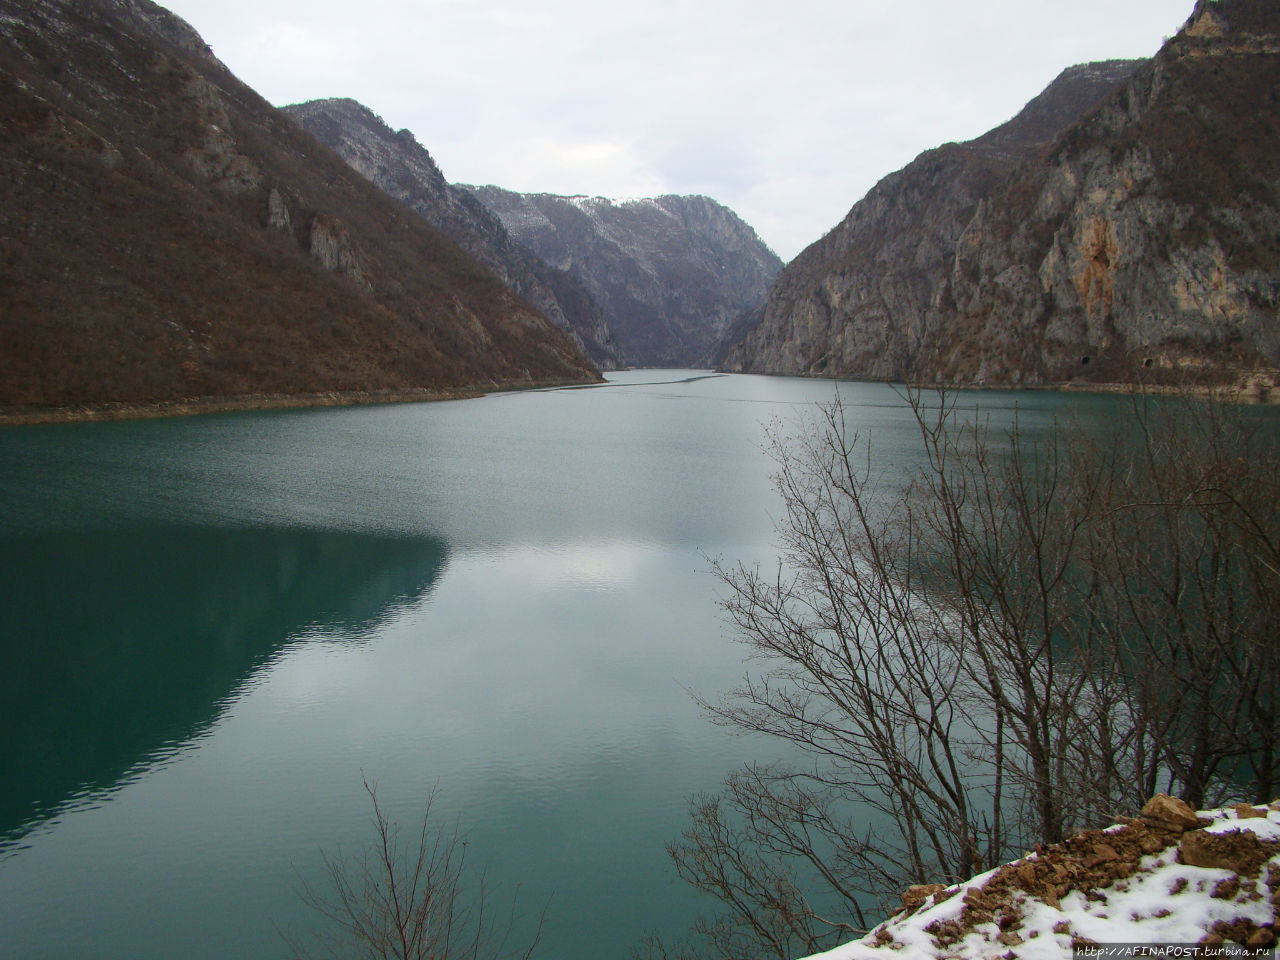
0,524,448,845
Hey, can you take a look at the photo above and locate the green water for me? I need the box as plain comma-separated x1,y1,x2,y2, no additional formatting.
0,371,1164,959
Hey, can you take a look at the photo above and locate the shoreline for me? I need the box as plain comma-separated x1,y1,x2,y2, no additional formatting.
968,376,1280,405
0,377,600,427
728,368,1280,405
3,371,1276,426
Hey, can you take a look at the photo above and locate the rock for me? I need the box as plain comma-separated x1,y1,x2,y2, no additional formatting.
308,215,371,291
1180,828,1280,873
1179,832,1225,868
284,98,625,369
901,884,947,912
1211,875,1242,899
465,187,783,367
1234,804,1269,819
1248,927,1276,947
1086,842,1121,866
267,187,292,233
1143,794,1202,831
724,59,1144,381
725,0,1280,391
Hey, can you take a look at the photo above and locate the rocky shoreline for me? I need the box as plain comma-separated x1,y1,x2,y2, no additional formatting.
741,370,1280,404
0,377,599,427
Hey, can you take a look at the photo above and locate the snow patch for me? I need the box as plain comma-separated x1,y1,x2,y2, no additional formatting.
809,803,1280,960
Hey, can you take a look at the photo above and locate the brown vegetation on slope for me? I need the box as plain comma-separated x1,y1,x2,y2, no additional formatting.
284,98,623,370
0,0,598,415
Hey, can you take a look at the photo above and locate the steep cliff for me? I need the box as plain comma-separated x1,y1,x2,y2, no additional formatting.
0,0,598,413
283,98,623,369
727,0,1280,394
464,188,783,367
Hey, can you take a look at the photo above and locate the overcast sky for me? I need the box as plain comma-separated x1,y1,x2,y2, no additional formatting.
159,0,1194,261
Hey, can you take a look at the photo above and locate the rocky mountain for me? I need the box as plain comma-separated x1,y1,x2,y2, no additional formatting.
0,0,598,415
726,0,1280,394
283,98,623,370
464,188,783,367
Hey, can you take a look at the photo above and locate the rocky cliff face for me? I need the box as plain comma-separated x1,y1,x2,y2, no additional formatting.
0,0,598,412
464,188,783,367
283,98,623,369
727,0,1280,394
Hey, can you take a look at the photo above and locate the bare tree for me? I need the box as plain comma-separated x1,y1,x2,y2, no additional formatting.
653,387,1279,959
647,775,857,960
288,777,548,960
1079,395,1280,807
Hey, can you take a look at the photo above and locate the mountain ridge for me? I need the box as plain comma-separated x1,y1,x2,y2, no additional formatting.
725,0,1280,395
465,186,783,367
721,57,1145,382
282,97,624,370
0,0,599,415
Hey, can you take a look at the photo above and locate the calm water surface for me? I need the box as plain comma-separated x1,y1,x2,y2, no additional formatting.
0,371,1147,959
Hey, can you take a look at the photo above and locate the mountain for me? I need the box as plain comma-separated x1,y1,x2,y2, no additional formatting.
463,188,783,367
282,98,623,370
0,0,599,415
726,0,1280,395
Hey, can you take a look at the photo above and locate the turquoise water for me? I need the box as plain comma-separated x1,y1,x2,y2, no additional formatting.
0,371,1149,959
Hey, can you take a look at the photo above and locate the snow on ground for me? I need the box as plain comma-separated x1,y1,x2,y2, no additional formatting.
809,797,1280,960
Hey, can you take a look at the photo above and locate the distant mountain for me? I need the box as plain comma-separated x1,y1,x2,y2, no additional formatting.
464,188,783,367
726,0,1280,394
0,0,598,414
283,98,623,370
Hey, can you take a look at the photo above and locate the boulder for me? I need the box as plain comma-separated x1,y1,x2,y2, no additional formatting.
1142,794,1202,831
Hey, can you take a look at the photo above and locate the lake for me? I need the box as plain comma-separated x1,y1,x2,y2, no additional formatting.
0,371,1158,959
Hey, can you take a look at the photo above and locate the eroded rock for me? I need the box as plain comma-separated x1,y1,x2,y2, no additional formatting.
1143,793,1203,831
